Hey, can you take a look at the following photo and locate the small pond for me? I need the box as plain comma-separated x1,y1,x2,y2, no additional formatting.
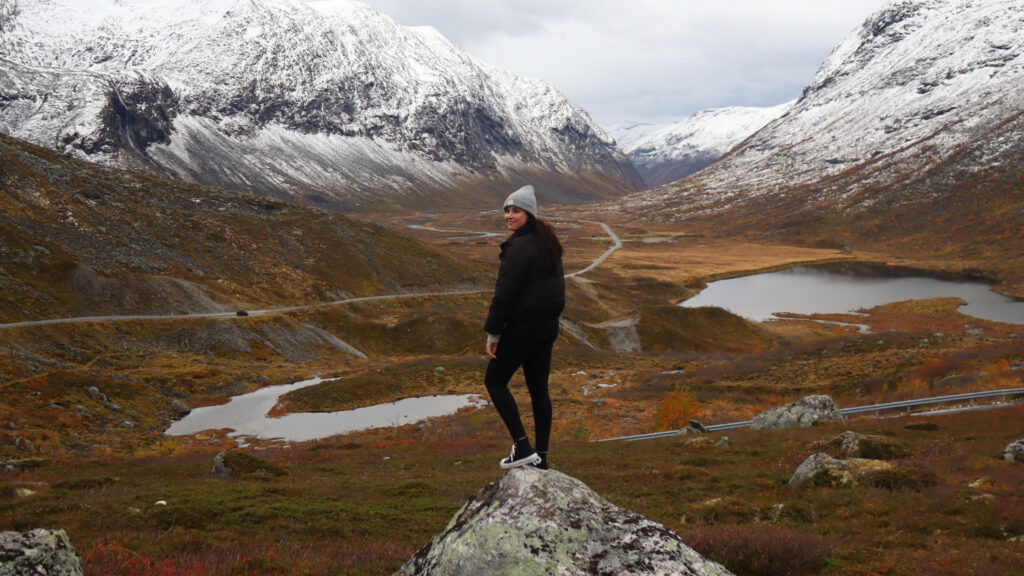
166,377,487,445
679,262,1024,325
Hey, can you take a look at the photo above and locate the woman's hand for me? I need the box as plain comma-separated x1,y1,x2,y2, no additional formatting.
486,340,498,360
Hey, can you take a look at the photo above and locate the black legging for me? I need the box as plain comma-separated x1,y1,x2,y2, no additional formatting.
484,316,559,453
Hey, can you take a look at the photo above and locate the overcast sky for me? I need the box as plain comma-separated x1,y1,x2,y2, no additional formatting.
349,1,891,127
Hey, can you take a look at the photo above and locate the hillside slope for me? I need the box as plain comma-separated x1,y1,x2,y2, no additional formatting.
0,0,642,209
624,0,1024,293
0,132,484,323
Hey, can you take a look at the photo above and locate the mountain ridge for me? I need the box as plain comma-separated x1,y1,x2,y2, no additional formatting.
608,102,794,188
0,131,484,323
0,0,642,210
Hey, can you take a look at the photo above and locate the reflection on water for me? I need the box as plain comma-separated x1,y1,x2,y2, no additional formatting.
166,377,487,444
680,263,1024,325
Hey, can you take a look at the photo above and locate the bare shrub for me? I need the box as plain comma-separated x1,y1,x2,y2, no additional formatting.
651,385,699,431
865,465,939,492
685,524,830,576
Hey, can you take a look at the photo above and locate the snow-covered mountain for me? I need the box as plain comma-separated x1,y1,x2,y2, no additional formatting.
0,0,642,209
628,0,1024,218
608,102,793,188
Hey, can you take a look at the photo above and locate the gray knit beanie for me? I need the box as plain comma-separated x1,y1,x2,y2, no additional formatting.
503,185,538,218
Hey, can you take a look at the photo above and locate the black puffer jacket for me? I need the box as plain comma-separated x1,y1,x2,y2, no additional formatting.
484,224,565,335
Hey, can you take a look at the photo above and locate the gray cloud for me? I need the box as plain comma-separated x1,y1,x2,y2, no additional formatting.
351,0,890,126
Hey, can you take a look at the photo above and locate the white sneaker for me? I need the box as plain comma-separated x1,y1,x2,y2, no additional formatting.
499,443,541,469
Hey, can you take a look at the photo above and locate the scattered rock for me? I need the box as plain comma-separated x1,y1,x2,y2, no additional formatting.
1005,438,1024,463
212,452,232,478
120,421,135,429
1,458,48,474
0,529,84,576
86,387,107,402
394,467,733,576
212,450,287,479
170,399,191,417
969,477,992,489
789,453,893,487
818,431,909,460
679,436,721,447
67,442,92,454
751,395,843,430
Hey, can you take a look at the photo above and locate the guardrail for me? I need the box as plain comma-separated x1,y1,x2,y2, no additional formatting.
599,387,1024,442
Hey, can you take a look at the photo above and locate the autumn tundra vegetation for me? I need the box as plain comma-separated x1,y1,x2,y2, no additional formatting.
2,135,1024,575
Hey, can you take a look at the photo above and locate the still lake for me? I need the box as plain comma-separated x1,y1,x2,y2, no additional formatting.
166,377,486,445
679,263,1024,325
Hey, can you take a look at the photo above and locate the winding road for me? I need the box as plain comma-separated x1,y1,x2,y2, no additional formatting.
0,220,622,331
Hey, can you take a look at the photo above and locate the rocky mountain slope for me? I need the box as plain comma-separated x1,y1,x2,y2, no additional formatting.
608,102,793,188
0,0,642,210
0,132,483,323
624,0,1024,291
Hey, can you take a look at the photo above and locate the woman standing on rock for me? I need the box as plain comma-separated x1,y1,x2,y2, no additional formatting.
484,184,565,470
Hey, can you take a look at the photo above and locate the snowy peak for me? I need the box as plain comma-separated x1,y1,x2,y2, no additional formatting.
609,102,792,188
0,0,641,209
630,0,1024,213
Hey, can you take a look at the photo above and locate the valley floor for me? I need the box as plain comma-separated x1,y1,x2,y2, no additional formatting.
2,210,1023,575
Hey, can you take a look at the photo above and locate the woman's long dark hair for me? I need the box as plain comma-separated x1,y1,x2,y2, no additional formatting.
527,214,563,273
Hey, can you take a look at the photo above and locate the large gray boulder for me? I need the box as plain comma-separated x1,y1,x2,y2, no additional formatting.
751,395,843,430
1005,438,1024,463
394,467,733,576
0,529,83,576
789,453,892,487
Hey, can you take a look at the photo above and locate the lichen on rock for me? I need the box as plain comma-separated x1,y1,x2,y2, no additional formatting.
395,467,733,576
1005,438,1024,463
0,528,83,576
751,395,843,430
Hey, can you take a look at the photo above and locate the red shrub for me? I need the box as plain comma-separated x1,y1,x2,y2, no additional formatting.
684,524,830,576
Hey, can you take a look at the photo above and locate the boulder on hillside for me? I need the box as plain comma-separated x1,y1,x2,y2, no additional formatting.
0,528,83,576
212,450,287,479
789,453,892,487
394,467,734,576
170,399,191,417
817,431,909,460
751,395,843,430
0,458,48,474
1005,439,1024,463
